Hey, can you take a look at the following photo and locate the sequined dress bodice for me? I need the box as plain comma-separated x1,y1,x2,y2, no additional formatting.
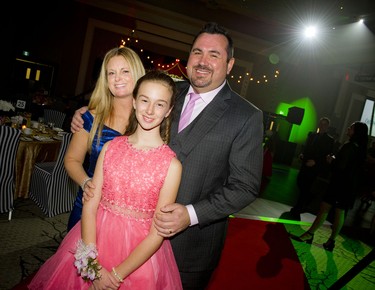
28,136,183,290
100,136,176,222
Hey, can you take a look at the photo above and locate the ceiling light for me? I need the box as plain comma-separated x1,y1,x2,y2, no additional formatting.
304,26,317,38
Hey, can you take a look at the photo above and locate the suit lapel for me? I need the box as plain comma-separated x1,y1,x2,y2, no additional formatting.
174,84,231,160
171,84,189,137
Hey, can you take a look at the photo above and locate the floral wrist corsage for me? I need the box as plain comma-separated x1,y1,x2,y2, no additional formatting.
74,239,102,282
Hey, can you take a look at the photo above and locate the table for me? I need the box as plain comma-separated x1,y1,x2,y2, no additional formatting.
15,138,62,199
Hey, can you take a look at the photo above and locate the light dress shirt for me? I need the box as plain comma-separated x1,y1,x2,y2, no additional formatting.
183,81,226,226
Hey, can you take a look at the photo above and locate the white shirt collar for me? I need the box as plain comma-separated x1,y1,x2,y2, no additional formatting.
187,81,226,103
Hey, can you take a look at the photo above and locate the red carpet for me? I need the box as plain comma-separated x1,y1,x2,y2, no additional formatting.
207,217,310,290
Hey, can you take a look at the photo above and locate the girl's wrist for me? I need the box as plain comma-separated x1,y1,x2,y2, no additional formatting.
112,267,124,283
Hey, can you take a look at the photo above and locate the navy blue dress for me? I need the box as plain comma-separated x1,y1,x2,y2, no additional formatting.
67,111,122,231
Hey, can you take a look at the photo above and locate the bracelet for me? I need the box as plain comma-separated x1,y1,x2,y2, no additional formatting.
74,239,102,281
112,267,124,283
81,177,92,191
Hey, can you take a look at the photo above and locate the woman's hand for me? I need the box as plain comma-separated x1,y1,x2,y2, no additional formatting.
82,179,95,203
82,179,96,203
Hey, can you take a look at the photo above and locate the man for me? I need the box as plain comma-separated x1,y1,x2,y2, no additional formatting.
290,117,334,219
71,22,263,289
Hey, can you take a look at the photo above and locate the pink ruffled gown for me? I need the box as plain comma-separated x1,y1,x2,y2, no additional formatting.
28,136,182,290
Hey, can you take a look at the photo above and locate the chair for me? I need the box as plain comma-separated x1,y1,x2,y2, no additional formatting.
43,109,66,129
0,126,21,220
29,133,78,217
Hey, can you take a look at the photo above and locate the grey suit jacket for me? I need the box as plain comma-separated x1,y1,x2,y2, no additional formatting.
169,80,263,273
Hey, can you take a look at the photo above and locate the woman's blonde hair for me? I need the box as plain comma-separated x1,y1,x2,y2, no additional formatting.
87,47,145,152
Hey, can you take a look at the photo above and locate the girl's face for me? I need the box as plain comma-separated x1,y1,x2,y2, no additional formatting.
107,55,135,98
133,81,173,131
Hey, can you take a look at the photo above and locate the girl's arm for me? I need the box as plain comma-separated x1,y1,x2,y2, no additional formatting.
81,141,123,289
114,157,182,280
81,141,108,244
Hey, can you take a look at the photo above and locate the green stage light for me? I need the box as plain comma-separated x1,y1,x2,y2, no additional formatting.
275,98,317,144
258,216,312,226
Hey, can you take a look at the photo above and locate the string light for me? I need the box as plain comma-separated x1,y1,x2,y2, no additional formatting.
119,29,280,84
231,69,280,85
119,29,138,48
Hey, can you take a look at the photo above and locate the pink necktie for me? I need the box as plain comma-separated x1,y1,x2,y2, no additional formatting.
178,92,201,132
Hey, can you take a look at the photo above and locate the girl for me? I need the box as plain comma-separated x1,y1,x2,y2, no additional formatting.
29,70,183,289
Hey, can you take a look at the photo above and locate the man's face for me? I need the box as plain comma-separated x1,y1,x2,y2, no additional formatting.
186,33,234,93
318,120,329,133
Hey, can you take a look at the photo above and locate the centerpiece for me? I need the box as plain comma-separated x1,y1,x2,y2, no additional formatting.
0,100,15,124
0,100,15,112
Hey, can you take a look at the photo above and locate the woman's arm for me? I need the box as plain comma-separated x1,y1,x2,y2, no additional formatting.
114,157,182,280
64,127,90,188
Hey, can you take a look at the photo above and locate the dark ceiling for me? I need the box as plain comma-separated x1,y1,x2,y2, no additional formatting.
134,0,375,78
140,0,375,44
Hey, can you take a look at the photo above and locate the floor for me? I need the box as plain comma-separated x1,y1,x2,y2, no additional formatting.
234,163,375,290
1,163,374,290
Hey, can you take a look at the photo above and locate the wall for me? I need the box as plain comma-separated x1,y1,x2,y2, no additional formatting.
2,0,373,147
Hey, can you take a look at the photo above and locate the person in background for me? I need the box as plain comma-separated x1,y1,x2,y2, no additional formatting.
64,46,145,231
359,139,375,212
332,132,342,155
260,133,275,194
290,117,334,219
29,70,183,289
367,140,375,160
72,22,263,289
291,121,368,252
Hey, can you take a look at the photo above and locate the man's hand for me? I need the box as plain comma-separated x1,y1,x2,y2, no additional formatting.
305,159,316,167
326,155,335,164
154,203,191,237
71,106,88,133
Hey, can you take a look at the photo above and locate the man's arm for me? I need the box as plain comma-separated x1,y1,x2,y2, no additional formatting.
154,107,263,235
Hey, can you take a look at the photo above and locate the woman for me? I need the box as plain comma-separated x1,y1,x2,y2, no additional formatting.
65,46,145,231
291,121,368,251
28,70,183,289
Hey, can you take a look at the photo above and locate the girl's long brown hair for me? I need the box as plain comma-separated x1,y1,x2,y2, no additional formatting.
125,70,177,144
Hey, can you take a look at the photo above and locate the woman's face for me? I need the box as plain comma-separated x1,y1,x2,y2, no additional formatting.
347,124,355,138
107,55,135,98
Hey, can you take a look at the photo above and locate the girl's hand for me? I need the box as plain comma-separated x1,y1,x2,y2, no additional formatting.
89,267,121,290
